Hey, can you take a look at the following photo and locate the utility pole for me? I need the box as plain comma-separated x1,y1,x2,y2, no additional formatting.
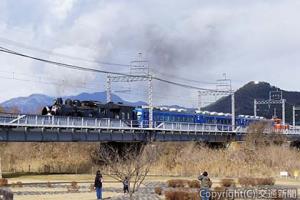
105,53,153,126
231,91,235,129
293,106,296,127
106,75,112,103
198,91,202,111
282,99,285,125
197,75,235,129
148,75,153,128
293,106,300,127
254,99,257,117
254,90,285,123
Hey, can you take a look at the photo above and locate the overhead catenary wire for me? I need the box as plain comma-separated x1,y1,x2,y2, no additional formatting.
0,37,132,68
0,36,222,86
0,73,100,91
152,69,217,85
0,46,226,92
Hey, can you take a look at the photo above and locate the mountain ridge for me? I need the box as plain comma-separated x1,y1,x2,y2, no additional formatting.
2,81,300,124
0,92,147,114
205,81,300,123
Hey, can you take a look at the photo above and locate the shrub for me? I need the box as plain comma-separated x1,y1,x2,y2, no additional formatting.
0,178,8,186
238,177,275,187
165,191,199,200
10,182,16,188
273,189,284,200
71,181,78,188
256,178,275,186
89,184,95,192
238,177,251,187
47,181,52,188
16,181,23,188
220,179,235,187
212,187,226,200
187,180,200,188
167,179,187,188
67,181,80,192
154,187,162,195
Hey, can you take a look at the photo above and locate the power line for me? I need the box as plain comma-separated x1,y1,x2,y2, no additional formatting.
0,74,99,90
153,76,214,91
0,46,224,92
152,69,217,85
0,37,132,68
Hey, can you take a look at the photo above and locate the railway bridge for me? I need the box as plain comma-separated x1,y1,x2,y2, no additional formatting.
0,114,300,143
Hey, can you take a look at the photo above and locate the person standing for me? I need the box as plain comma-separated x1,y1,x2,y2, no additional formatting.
123,177,130,194
94,170,103,200
198,171,212,200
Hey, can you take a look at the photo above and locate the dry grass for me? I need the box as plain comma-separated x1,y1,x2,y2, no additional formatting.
16,181,23,187
154,187,162,195
1,123,299,179
0,178,8,186
47,181,52,188
212,187,226,200
220,178,235,187
151,141,300,178
71,181,78,187
67,181,80,192
187,180,200,188
89,183,94,192
238,177,275,187
10,181,23,188
256,177,275,186
167,179,187,188
0,142,97,174
165,191,199,200
238,177,252,187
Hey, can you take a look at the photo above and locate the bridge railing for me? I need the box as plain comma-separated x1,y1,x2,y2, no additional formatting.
283,127,300,135
153,121,236,133
0,114,249,134
0,115,129,129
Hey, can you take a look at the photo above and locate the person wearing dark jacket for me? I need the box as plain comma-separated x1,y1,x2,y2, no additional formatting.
94,170,103,200
123,177,129,194
198,171,212,200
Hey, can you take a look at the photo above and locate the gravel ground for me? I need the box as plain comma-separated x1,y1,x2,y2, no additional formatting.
11,181,166,200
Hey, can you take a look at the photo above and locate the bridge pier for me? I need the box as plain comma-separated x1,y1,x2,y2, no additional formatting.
290,141,300,148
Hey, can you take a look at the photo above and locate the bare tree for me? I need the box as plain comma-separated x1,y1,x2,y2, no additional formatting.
0,143,7,178
7,106,21,114
0,106,4,113
91,143,160,198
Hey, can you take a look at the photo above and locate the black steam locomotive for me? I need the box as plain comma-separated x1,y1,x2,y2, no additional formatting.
42,98,136,121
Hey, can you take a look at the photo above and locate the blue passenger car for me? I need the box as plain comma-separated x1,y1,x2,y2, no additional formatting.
134,107,263,128
134,107,195,127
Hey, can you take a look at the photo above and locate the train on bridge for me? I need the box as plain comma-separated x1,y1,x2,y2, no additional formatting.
0,98,297,143
42,98,265,128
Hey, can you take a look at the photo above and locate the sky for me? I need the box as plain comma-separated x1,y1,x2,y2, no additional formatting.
0,0,300,107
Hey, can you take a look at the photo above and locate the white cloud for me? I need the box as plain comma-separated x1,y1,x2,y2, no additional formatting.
0,0,300,106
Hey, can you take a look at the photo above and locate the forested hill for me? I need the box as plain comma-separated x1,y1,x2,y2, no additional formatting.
205,81,300,123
